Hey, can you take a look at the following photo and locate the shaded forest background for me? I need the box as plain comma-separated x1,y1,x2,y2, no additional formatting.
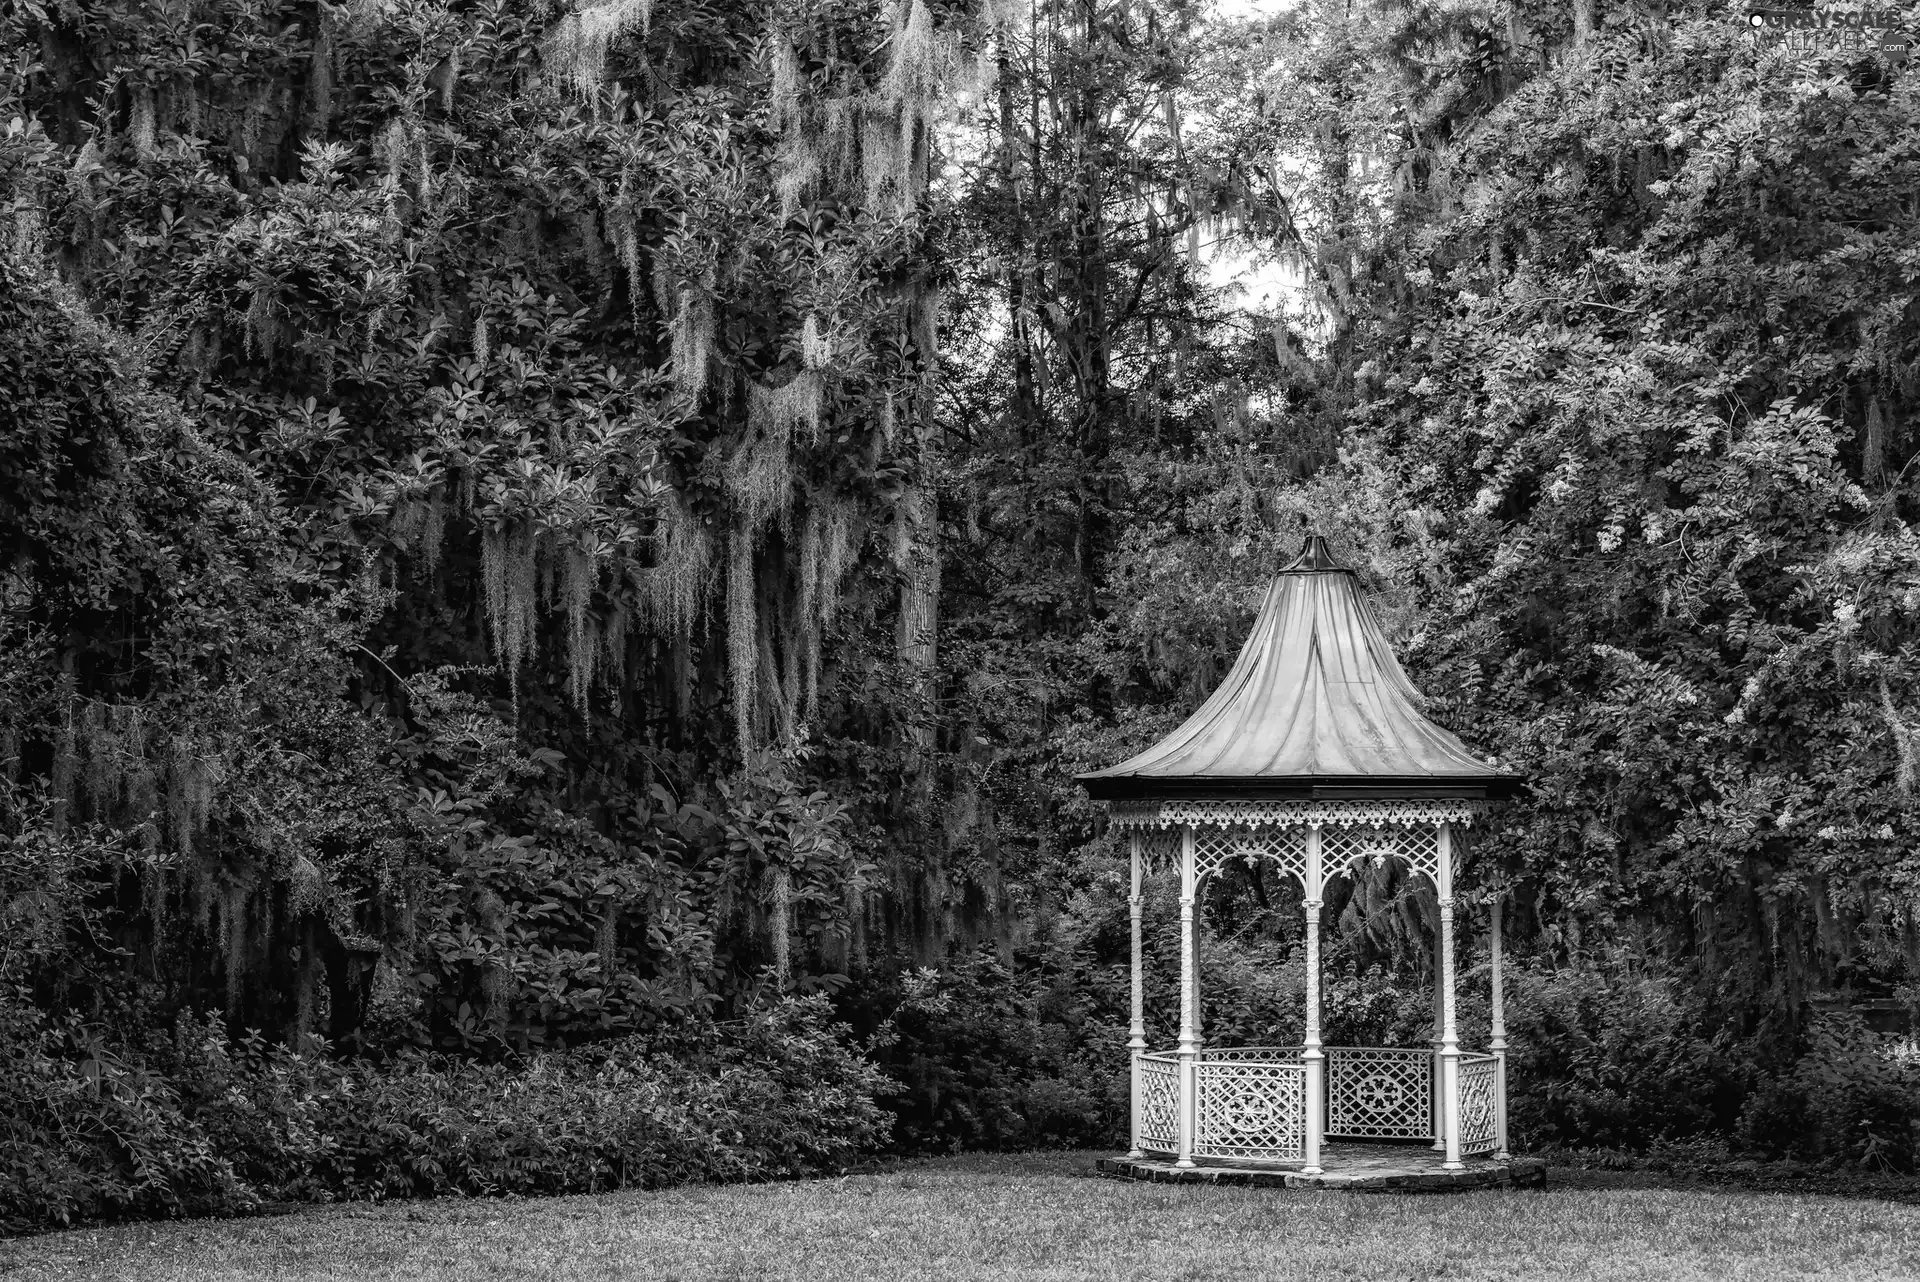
3,0,1919,1231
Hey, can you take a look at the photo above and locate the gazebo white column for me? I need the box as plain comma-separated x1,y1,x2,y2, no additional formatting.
1431,877,1445,1151
1300,823,1325,1175
1128,832,1146,1160
1175,826,1198,1169
1491,893,1509,1161
1191,885,1204,1053
1437,822,1463,1171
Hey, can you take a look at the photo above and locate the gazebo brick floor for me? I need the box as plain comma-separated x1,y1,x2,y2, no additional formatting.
1095,1143,1548,1192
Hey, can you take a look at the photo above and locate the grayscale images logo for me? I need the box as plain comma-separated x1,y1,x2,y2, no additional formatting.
1749,8,1912,61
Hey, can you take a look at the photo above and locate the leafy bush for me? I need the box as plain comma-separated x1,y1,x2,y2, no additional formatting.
1,995,890,1233
1737,1014,1920,1173
861,950,1122,1154
1504,961,1737,1151
0,993,253,1233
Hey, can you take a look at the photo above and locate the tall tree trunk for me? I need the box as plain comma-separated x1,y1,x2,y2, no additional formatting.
895,283,943,960
1000,26,1041,450
1066,2,1109,619
897,346,940,756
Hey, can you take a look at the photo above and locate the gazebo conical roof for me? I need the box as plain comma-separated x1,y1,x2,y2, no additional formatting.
1078,536,1522,802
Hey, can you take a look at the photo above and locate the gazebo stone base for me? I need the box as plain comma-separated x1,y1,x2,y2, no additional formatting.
1096,1145,1546,1192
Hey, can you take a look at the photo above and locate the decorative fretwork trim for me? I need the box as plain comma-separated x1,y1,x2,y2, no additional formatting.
1132,819,1448,884
1108,798,1489,830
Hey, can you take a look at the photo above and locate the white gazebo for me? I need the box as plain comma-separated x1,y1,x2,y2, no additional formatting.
1081,536,1531,1187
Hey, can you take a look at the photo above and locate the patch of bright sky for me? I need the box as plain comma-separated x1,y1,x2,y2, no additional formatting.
933,0,1315,336
1201,0,1306,315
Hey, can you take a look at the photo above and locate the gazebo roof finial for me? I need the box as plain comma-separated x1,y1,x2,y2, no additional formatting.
1281,531,1346,573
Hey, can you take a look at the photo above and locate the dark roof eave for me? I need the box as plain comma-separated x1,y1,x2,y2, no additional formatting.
1075,773,1526,803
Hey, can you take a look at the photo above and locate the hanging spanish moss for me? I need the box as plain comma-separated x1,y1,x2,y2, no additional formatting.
573,208,612,299
800,312,833,371
798,494,857,633
797,494,858,719
560,544,598,711
609,208,643,324
1882,678,1915,796
775,131,824,221
480,521,540,691
376,117,408,188
727,431,793,540
748,367,824,447
727,526,758,760
387,493,427,560
768,28,803,132
860,108,907,213
639,488,712,641
979,0,1023,31
732,376,813,538
544,0,654,99
165,737,217,859
869,0,968,214
885,0,941,96
822,95,860,183
669,281,715,402
413,126,433,209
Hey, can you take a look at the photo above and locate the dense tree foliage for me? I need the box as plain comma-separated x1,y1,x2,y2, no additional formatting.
3,0,1919,1229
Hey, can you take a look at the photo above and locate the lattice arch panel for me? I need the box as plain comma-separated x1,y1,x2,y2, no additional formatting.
1134,826,1184,874
1319,822,1442,886
1191,824,1308,888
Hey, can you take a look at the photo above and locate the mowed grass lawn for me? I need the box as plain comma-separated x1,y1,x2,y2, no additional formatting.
4,1152,1919,1282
